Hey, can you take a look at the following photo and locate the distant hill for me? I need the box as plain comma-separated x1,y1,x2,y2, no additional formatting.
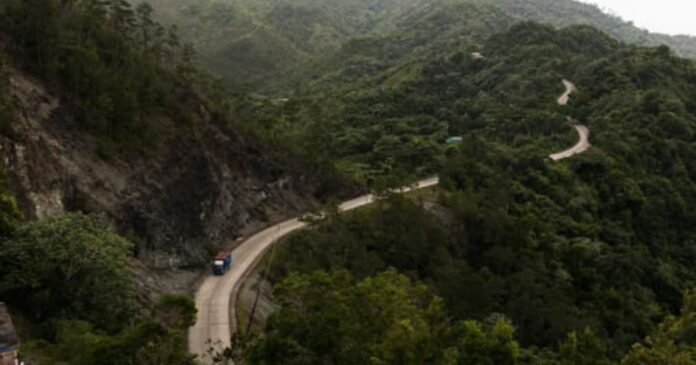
482,0,696,58
242,22,696,363
142,0,431,89
141,0,696,90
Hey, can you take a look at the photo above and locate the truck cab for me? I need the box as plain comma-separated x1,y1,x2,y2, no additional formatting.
213,251,232,275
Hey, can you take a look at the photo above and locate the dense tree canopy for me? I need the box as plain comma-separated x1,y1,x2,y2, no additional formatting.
621,291,696,365
4,0,696,362
0,210,199,363
139,0,696,90
0,213,136,331
25,295,197,365
240,22,696,363
243,269,520,365
0,0,228,156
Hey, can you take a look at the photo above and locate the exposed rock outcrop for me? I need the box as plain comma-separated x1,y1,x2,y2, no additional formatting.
0,71,350,280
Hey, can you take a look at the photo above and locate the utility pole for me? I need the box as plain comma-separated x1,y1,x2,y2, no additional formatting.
245,226,279,334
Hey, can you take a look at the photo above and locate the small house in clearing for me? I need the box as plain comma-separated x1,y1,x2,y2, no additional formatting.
0,303,19,365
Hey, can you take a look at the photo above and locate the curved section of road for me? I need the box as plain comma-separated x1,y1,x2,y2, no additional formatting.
189,80,585,359
189,177,440,361
549,80,591,161
556,79,576,105
549,122,590,161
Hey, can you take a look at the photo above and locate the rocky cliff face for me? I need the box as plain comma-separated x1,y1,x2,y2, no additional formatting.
0,70,346,282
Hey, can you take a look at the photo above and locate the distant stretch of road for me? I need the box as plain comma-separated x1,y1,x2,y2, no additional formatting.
188,177,440,361
556,79,576,105
549,80,591,161
188,80,586,360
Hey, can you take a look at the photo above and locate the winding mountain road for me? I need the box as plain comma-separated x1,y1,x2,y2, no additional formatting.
188,79,588,361
556,79,576,105
549,80,591,161
188,177,440,361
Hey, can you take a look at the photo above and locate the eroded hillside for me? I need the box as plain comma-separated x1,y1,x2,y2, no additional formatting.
0,0,353,291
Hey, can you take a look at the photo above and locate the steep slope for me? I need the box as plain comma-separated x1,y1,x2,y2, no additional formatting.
260,22,622,182
235,23,696,363
0,0,352,293
295,1,515,92
142,0,696,91
142,0,431,89
2,72,335,267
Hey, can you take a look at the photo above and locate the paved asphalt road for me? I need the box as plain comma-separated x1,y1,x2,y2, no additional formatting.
188,79,588,361
188,177,440,362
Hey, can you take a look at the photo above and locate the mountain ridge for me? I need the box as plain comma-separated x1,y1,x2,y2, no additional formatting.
141,0,696,90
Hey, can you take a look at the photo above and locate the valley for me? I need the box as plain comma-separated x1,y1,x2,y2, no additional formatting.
189,177,439,361
140,0,696,91
1,0,696,364
193,76,589,360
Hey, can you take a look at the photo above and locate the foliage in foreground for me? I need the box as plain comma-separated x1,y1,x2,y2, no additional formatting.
621,291,696,365
0,212,198,364
24,293,197,365
239,269,519,365
0,213,136,332
228,262,696,365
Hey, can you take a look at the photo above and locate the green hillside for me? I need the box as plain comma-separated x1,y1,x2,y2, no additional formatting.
59,2,696,362
141,0,696,90
481,0,696,58
233,23,696,364
293,1,515,93
0,0,347,363
4,0,696,364
142,0,431,88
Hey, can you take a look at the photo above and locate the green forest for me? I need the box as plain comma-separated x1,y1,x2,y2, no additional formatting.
139,0,696,90
222,23,696,364
3,0,696,364
0,0,203,363
0,0,236,157
2,167,197,363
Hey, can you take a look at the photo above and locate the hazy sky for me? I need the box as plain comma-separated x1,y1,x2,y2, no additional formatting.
578,0,696,36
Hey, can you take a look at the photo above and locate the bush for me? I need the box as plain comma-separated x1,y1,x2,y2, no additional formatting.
0,213,136,332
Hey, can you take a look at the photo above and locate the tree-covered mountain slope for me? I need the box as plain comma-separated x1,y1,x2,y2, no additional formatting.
226,23,696,364
0,0,351,280
3,0,696,363
482,0,696,59
256,22,622,182
272,20,696,183
0,0,357,362
140,0,696,90
141,0,432,88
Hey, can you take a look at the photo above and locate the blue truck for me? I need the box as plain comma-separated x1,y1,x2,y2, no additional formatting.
213,251,232,275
